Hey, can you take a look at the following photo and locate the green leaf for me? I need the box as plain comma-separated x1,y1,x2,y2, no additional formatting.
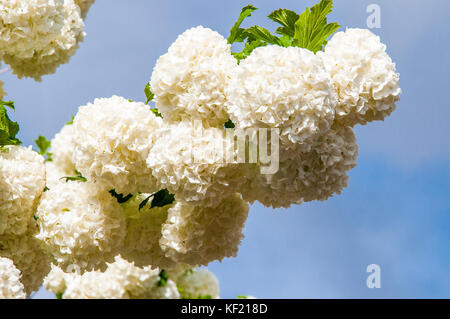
56,292,63,299
237,295,248,299
61,171,87,182
150,108,162,118
293,0,340,53
0,101,15,110
268,8,299,38
157,270,169,287
139,195,152,211
197,295,212,299
0,101,22,147
139,188,175,211
109,189,133,204
144,82,154,104
232,39,267,63
65,115,75,125
224,119,235,129
227,5,258,44
279,34,294,47
150,189,175,208
244,26,280,45
34,135,53,161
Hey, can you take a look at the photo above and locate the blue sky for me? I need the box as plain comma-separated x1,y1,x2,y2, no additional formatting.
3,0,450,298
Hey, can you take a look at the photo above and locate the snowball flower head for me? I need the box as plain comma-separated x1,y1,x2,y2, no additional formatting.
0,226,51,296
45,256,180,299
71,96,163,194
160,193,249,266
0,257,26,299
241,127,358,208
119,193,176,269
320,28,401,126
0,0,85,81
177,269,220,299
0,145,46,235
151,26,237,127
35,180,126,272
226,45,337,151
148,122,250,204
50,123,77,176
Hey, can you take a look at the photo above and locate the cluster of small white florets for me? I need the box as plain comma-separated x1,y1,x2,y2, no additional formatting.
0,23,399,299
0,223,50,296
151,26,237,127
44,256,180,299
318,28,401,126
44,255,219,299
0,0,95,81
35,180,126,272
71,96,163,194
176,269,220,299
0,145,50,296
0,257,26,299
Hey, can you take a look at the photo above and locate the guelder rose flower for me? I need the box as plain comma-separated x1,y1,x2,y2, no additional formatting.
160,193,249,266
35,180,126,272
148,121,250,204
50,123,77,176
241,127,358,208
45,256,180,299
151,26,237,127
71,96,163,194
0,0,85,81
319,28,401,126
0,227,51,296
0,146,46,236
119,193,177,269
0,257,26,299
226,45,337,151
176,269,220,299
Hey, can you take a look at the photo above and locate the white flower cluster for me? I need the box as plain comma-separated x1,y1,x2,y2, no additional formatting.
0,226,51,296
71,96,163,195
0,0,95,81
0,146,45,235
0,21,399,298
148,122,249,204
160,193,249,266
151,26,237,127
0,257,26,299
50,124,77,178
35,180,126,271
226,28,399,208
319,28,401,126
44,256,180,299
240,127,358,208
176,269,220,299
0,146,50,296
227,45,337,151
